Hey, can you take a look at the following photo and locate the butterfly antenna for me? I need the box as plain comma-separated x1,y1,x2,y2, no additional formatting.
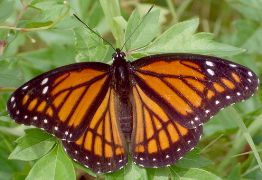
120,5,154,51
73,14,116,51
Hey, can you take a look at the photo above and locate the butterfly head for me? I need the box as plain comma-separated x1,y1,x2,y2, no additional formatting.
113,48,126,62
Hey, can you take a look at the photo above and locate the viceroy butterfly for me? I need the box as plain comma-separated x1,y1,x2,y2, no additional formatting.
7,48,259,173
6,6,260,174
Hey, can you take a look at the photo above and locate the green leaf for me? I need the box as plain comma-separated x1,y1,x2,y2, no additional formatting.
113,16,127,32
232,20,262,55
9,129,56,161
31,0,64,5
175,149,212,168
147,168,170,180
125,9,160,51
105,162,148,180
178,168,222,180
26,143,75,180
36,30,75,46
0,59,24,88
0,0,14,22
226,0,262,22
204,107,238,136
99,0,123,47
3,33,26,57
74,28,111,62
227,164,241,180
0,133,24,180
25,21,53,28
135,18,244,57
30,1,67,21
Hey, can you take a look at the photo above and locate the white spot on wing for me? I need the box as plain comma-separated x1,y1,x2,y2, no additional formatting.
215,100,220,105
33,116,37,120
229,64,237,67
177,148,181,152
237,92,241,96
22,86,28,90
54,126,58,131
226,95,231,99
42,86,48,94
65,131,69,135
11,97,15,102
248,71,253,77
41,78,48,85
207,69,215,76
206,61,214,66
44,119,48,123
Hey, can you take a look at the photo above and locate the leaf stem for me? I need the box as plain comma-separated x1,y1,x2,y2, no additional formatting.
166,0,178,23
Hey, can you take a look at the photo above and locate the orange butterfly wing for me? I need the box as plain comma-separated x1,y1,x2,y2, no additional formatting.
130,53,258,167
63,88,128,173
131,54,259,129
131,84,202,167
8,62,128,173
7,62,110,141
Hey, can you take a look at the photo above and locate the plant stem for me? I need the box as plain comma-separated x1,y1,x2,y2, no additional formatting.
166,0,178,23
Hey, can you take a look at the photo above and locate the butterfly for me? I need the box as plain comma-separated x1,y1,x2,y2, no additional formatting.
7,47,259,173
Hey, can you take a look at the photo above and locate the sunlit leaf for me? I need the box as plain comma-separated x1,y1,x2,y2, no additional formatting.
135,18,244,57
125,8,160,51
0,0,14,23
26,143,75,180
9,129,56,161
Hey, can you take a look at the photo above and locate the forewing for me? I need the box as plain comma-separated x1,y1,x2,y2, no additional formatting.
7,62,110,141
131,53,259,128
63,88,128,173
131,85,202,167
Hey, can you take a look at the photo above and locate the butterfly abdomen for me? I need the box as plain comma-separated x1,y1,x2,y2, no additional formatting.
115,95,133,142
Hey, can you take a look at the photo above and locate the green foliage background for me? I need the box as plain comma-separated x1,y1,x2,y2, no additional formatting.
0,0,262,179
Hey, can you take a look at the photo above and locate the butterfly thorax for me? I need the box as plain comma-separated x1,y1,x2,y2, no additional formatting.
111,48,130,97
